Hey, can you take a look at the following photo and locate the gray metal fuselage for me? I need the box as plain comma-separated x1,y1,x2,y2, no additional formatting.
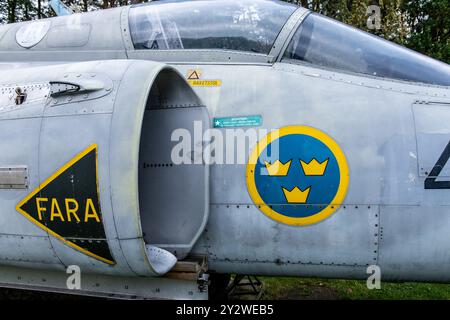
0,3,449,285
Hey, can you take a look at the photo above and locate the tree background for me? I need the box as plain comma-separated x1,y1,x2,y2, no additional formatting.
0,0,448,63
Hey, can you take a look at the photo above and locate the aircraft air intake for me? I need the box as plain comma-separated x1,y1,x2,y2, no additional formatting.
0,59,209,277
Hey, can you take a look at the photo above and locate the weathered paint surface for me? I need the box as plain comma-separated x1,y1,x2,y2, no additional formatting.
0,0,449,288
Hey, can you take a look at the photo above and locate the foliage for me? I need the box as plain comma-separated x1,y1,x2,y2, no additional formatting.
402,0,449,62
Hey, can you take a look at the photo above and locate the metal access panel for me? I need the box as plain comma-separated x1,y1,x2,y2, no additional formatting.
139,106,209,260
201,204,379,270
0,166,28,189
413,103,450,177
379,205,450,282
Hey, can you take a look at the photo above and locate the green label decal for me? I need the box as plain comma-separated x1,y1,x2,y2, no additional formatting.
214,115,262,128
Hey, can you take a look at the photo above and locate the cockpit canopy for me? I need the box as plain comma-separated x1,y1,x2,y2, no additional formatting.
129,0,450,86
129,0,297,54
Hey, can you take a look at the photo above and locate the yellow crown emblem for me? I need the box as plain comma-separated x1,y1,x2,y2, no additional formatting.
264,160,291,176
282,186,311,204
300,158,328,176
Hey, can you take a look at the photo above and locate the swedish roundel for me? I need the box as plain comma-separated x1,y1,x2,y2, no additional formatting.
246,126,349,226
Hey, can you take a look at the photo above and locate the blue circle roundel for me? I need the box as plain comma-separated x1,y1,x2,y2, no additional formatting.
246,126,349,226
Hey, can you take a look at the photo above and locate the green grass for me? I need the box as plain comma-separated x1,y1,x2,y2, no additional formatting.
258,277,450,300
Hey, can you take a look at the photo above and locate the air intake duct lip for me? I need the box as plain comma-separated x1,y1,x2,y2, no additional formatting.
110,61,205,276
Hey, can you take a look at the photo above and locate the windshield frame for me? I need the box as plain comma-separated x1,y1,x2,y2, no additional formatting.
280,12,450,88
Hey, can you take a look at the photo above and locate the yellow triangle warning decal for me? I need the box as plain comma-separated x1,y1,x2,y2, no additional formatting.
187,69,201,80
16,144,115,265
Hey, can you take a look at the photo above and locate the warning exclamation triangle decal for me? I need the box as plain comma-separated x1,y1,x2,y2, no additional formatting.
188,70,201,80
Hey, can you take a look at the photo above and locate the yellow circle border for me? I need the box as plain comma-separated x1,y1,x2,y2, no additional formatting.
246,125,349,226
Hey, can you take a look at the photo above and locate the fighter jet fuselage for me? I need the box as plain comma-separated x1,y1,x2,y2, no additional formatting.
0,0,449,299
